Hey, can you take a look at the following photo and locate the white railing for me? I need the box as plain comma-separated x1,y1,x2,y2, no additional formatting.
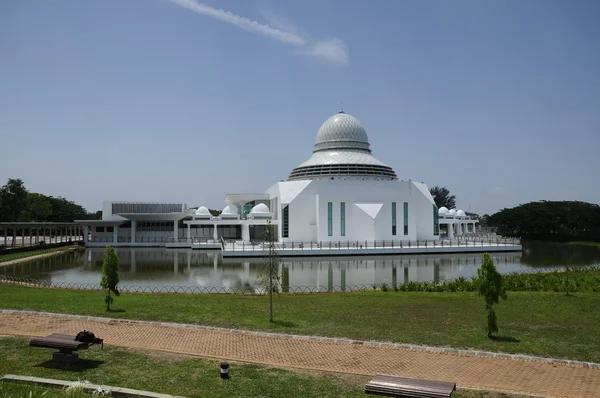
222,237,522,252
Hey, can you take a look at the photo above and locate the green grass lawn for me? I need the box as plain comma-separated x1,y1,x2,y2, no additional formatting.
1,284,599,363
568,241,600,249
0,247,74,264
0,337,531,398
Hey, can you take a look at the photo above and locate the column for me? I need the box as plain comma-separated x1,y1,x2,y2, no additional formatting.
187,224,191,244
83,226,89,244
213,224,219,240
131,220,137,244
113,226,118,245
174,252,179,274
29,228,33,246
242,224,250,241
3,228,7,247
173,220,178,242
131,249,136,272
472,223,476,234
447,222,454,239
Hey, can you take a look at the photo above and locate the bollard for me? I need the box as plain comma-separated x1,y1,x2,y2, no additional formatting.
220,362,229,379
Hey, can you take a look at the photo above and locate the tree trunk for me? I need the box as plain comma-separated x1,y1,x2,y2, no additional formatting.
106,290,111,311
269,272,273,322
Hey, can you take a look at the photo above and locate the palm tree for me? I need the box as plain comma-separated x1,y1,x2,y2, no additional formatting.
429,186,456,209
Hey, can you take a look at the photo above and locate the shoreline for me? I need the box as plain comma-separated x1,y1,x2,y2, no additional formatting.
0,247,79,268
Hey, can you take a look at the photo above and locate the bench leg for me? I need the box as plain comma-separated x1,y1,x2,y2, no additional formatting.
53,350,79,364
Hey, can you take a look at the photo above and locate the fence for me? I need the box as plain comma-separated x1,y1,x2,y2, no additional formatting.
223,236,522,252
0,275,398,294
1,265,591,295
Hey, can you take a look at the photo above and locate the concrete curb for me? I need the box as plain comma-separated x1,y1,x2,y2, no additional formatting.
0,374,184,398
2,309,599,370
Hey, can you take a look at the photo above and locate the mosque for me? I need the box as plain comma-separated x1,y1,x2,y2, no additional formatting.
76,111,478,247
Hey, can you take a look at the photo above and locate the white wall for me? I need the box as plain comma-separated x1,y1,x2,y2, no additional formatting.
269,179,437,243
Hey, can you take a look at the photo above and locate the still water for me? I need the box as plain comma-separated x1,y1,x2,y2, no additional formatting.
2,241,599,291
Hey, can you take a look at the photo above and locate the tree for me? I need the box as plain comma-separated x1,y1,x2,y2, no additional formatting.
477,253,507,337
100,246,120,311
488,201,600,242
429,186,456,209
24,193,52,221
261,219,281,323
0,178,29,222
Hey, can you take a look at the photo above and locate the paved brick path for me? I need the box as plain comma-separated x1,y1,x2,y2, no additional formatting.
1,313,599,398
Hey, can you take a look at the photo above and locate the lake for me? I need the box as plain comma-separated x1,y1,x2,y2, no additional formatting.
2,241,599,292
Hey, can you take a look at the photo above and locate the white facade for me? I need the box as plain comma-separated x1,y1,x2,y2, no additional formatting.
76,111,479,246
267,179,437,243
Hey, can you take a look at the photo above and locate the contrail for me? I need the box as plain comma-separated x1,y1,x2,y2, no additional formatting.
170,0,305,47
168,0,348,64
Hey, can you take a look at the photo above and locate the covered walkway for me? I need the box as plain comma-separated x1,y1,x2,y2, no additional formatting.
0,222,83,249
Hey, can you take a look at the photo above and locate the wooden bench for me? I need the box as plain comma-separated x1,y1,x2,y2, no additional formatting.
365,374,456,398
29,333,96,364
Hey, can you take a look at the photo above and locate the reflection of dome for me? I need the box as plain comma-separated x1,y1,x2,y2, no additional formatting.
288,112,397,181
448,209,457,216
438,207,448,216
457,209,466,217
250,203,270,214
195,206,211,216
222,205,238,215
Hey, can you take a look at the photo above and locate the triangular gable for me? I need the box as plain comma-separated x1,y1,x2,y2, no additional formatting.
411,181,435,204
354,203,384,219
277,180,312,204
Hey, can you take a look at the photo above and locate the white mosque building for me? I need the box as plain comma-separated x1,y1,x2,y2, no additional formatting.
76,111,479,249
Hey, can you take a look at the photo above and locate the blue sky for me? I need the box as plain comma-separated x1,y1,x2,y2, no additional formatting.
1,0,599,215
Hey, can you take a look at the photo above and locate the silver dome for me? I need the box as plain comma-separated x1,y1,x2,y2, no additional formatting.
288,111,397,181
314,112,371,152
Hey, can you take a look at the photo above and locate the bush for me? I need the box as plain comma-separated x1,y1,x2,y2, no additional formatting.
389,267,600,294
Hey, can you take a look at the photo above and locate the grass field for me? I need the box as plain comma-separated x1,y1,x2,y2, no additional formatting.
0,247,75,264
0,337,530,398
1,284,599,362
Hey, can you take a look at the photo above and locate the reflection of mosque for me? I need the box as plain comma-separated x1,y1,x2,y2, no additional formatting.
80,248,523,289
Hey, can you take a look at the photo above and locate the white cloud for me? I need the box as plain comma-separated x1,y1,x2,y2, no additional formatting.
168,0,348,64
260,8,304,37
301,38,349,65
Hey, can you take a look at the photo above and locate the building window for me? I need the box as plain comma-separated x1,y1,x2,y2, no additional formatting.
282,205,289,238
340,202,346,237
96,226,105,233
107,227,114,233
433,204,439,236
243,201,255,217
327,202,333,236
403,202,409,235
392,202,397,236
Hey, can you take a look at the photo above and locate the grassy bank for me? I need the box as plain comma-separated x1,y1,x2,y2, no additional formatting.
0,247,75,264
1,285,599,362
569,241,600,249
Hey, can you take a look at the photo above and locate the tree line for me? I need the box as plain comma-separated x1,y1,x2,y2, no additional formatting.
0,178,100,223
488,200,600,242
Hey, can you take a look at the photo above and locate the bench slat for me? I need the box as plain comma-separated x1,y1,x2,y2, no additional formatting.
30,334,90,351
366,374,456,398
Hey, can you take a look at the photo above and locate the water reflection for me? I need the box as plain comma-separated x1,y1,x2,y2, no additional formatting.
2,241,599,290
